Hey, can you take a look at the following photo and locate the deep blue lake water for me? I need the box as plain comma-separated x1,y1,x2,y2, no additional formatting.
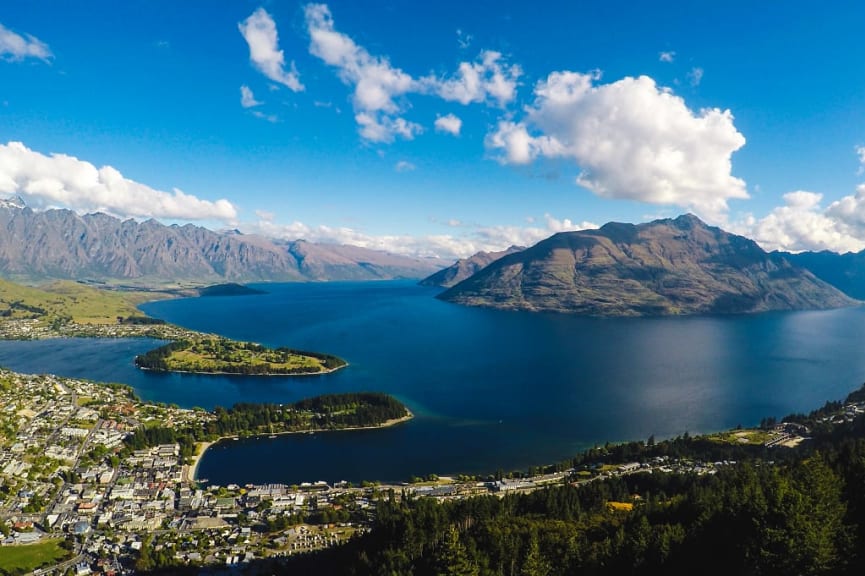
1,280,864,484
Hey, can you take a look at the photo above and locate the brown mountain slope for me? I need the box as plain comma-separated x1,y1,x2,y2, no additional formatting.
439,214,857,316
419,246,525,288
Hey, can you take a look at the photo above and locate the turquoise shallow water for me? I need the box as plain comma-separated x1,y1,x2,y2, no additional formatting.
1,280,864,484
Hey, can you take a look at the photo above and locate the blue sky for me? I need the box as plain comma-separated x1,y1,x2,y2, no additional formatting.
2,0,865,258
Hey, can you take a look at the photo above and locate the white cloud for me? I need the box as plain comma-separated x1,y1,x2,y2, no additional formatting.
243,212,596,260
434,113,462,136
688,67,704,86
0,141,237,223
394,160,415,172
856,145,865,175
825,184,865,237
355,113,421,142
239,8,303,92
428,50,521,107
486,72,747,220
486,120,563,165
240,85,262,108
305,3,419,142
304,4,521,142
659,51,675,63
0,22,52,62
742,188,865,253
472,214,597,252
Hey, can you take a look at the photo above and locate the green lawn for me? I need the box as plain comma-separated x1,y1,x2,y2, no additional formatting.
706,429,774,445
161,337,333,374
0,539,71,575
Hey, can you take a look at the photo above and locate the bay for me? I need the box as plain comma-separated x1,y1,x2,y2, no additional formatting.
0,280,864,485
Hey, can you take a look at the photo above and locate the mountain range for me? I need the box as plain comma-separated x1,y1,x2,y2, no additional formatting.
0,198,441,284
2,194,862,317
437,214,856,316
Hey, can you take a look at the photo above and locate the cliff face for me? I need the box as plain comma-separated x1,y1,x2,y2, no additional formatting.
440,214,856,316
0,202,442,284
419,246,525,288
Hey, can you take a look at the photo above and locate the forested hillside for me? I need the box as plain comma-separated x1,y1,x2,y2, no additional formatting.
268,390,865,576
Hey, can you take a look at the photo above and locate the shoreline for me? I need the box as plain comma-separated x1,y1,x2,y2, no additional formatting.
187,410,414,483
137,361,348,377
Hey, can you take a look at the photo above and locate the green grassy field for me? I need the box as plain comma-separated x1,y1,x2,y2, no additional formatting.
0,539,71,575
136,336,346,375
168,337,329,374
706,428,774,445
0,278,157,324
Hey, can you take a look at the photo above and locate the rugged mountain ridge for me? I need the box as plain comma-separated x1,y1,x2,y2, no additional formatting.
419,245,525,288
440,214,856,316
777,250,865,300
0,202,442,284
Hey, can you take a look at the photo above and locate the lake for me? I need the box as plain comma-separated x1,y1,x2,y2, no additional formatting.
0,280,863,485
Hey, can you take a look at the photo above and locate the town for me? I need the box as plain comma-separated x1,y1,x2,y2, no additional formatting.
3,364,856,575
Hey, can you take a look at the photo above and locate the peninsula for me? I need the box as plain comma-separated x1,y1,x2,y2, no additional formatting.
204,393,412,438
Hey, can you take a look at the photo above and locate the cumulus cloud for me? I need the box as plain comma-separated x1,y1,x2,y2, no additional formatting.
243,212,596,260
240,85,262,108
659,51,675,63
394,160,415,172
742,188,865,253
434,113,462,136
825,185,865,237
304,4,521,142
0,141,237,223
0,22,52,62
239,8,303,92
486,72,747,220
429,50,521,107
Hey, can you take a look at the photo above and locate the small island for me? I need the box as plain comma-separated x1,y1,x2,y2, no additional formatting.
134,336,347,375
197,283,267,297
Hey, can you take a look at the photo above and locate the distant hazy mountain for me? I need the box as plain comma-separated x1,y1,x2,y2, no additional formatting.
419,246,525,288
439,214,855,316
0,200,442,284
777,250,865,300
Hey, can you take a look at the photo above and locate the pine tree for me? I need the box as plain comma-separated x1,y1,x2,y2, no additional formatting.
520,530,551,576
434,525,479,576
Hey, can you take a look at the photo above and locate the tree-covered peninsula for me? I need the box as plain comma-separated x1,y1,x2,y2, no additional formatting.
206,393,410,436
134,336,347,375
124,392,412,456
